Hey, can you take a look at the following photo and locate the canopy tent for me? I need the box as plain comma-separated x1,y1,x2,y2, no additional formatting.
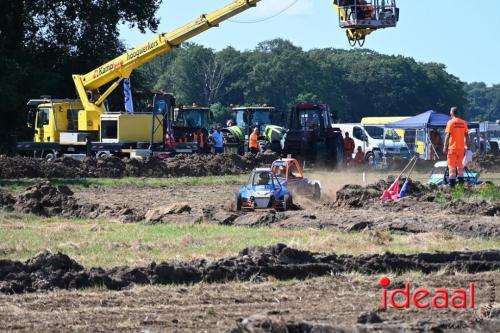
385,110,450,129
383,111,479,160
385,110,479,129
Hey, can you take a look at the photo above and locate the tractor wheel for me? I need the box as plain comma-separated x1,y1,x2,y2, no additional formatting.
235,193,242,211
312,183,321,200
238,142,245,156
365,152,375,165
269,141,282,154
329,133,344,168
283,194,293,211
45,152,56,161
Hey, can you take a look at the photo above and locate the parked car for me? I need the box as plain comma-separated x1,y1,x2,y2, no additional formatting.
336,123,411,161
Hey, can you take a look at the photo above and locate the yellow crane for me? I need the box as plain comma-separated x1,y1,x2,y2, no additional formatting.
19,0,399,158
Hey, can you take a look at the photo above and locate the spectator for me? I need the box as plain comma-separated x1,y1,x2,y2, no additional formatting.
343,132,355,164
443,107,470,187
430,129,443,160
354,146,365,165
249,127,260,155
211,127,224,154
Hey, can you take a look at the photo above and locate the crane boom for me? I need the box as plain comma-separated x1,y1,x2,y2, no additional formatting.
73,0,261,118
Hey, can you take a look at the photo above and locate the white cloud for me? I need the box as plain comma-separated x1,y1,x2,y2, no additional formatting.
250,0,314,18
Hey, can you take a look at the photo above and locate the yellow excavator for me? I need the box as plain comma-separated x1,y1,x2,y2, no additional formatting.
17,0,399,159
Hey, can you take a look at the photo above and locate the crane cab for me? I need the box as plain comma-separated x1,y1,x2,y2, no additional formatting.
27,99,88,144
333,0,399,46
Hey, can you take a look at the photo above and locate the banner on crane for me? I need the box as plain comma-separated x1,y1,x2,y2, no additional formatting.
124,78,134,113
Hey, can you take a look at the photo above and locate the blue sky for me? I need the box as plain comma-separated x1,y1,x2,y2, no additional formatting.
120,0,500,85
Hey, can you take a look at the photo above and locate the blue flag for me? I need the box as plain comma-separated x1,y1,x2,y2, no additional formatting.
124,78,134,113
398,178,410,199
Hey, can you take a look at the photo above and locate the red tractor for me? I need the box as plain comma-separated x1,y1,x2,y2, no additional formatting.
283,103,344,167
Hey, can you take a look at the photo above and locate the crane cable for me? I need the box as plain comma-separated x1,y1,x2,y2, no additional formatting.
229,0,300,23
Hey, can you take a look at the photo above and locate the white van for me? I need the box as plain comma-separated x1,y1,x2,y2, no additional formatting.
336,123,410,160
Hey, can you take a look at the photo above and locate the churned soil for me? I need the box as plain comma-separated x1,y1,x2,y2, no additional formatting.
0,152,278,179
2,179,497,238
0,269,498,332
1,244,499,294
73,180,500,238
0,181,142,222
468,153,500,173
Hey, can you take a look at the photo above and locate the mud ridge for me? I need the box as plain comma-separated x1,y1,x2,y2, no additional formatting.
1,244,499,294
0,152,278,179
330,178,500,218
2,181,143,222
330,177,432,209
468,153,500,173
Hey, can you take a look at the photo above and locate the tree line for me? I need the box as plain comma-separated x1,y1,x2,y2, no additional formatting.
136,39,498,125
0,1,498,152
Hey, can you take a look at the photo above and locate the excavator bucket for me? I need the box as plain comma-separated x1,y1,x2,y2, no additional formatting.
333,0,399,46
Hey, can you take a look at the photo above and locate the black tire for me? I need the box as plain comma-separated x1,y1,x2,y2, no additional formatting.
283,194,293,211
270,141,282,154
238,142,245,156
97,151,110,159
312,183,321,200
327,133,344,168
365,151,375,163
235,193,242,211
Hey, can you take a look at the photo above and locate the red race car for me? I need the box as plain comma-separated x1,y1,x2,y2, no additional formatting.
271,158,321,200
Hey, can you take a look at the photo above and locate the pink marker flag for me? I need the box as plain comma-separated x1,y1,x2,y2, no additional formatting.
380,179,400,201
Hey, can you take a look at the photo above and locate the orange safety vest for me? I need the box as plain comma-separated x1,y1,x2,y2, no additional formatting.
445,117,468,151
344,137,355,152
354,151,364,163
249,132,259,149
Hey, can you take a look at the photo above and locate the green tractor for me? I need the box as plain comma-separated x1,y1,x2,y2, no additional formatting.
222,106,286,155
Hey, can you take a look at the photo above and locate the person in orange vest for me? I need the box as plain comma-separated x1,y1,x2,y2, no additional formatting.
249,127,260,155
354,146,365,165
443,107,471,187
343,132,355,164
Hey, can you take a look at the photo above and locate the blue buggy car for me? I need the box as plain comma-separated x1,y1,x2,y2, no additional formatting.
235,168,292,210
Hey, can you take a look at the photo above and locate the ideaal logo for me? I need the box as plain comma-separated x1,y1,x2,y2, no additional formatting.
379,276,475,309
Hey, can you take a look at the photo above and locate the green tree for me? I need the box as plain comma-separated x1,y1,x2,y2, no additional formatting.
464,83,500,121
0,0,163,152
154,44,218,106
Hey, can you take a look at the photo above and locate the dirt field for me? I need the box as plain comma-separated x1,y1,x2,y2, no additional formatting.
70,174,500,239
0,273,498,332
1,165,499,332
